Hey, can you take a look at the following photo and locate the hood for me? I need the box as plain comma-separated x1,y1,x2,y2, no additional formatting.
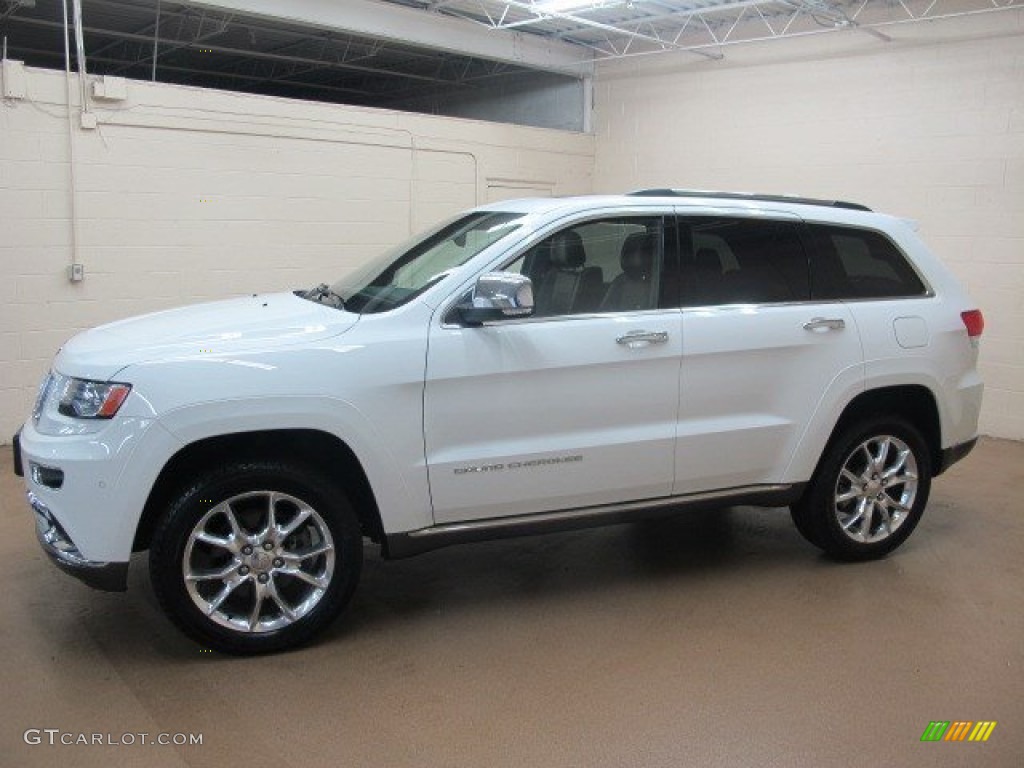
55,292,359,380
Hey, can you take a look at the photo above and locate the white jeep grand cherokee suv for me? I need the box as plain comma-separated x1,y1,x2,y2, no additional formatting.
13,190,984,654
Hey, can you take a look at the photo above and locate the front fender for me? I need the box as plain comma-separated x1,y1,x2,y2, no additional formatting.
153,395,430,535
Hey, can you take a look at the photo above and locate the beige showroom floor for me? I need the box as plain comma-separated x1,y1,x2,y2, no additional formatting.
0,438,1021,768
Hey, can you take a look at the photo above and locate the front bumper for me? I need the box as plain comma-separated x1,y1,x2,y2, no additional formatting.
15,410,181,567
30,492,128,591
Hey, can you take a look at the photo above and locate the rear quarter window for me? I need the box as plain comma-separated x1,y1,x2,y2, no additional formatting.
806,224,927,300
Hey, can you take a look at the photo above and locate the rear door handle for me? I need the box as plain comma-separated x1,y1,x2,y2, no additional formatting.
803,317,845,331
616,330,669,347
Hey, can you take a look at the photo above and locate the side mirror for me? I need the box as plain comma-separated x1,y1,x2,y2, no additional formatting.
457,272,534,326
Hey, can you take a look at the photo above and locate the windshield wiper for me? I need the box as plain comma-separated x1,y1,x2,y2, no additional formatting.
301,283,345,309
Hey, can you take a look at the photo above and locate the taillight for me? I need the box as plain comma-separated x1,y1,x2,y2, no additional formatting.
961,309,984,338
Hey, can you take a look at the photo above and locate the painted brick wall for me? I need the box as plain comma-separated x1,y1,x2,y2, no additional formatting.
593,12,1024,440
0,67,594,438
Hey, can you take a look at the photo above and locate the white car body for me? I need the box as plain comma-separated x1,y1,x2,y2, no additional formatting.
15,191,983,598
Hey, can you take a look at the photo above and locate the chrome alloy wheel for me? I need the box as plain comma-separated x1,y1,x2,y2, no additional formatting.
834,435,918,544
183,491,335,633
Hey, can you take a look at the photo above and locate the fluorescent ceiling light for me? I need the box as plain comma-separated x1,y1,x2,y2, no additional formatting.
536,0,627,13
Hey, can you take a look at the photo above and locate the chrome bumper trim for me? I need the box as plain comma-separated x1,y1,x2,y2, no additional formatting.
29,492,128,592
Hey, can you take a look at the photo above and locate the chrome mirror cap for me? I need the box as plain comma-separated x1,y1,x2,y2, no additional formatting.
474,272,534,316
459,272,534,325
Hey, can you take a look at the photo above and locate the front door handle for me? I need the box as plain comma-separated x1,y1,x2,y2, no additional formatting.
616,330,669,348
803,317,846,331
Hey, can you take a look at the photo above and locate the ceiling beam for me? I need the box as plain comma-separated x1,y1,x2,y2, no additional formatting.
188,0,594,75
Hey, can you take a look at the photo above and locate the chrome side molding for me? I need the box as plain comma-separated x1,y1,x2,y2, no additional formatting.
384,483,804,559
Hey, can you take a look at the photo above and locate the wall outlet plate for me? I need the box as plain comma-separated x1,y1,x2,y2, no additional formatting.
68,263,85,282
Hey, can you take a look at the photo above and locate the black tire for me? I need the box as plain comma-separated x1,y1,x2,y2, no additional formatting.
149,461,362,654
788,501,825,549
790,416,932,561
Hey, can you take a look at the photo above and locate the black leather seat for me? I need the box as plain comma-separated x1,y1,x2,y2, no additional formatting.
692,247,724,305
574,266,605,313
601,232,656,311
534,230,592,316
722,262,790,303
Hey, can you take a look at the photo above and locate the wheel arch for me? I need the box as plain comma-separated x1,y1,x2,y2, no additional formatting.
133,429,384,553
822,384,943,477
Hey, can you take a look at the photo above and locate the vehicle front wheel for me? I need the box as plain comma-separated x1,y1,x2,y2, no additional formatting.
150,461,362,654
791,417,931,561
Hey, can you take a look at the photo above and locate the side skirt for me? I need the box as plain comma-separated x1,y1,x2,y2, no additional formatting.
384,483,806,559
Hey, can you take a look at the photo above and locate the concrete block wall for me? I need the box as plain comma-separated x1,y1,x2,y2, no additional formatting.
0,67,594,438
593,11,1024,440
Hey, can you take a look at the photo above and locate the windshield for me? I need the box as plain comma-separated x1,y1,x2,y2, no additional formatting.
328,211,525,314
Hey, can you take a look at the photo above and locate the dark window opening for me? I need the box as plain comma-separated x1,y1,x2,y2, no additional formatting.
805,225,927,300
680,217,810,306
0,0,584,131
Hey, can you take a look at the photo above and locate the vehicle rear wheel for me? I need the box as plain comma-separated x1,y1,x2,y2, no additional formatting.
150,461,362,654
791,417,931,561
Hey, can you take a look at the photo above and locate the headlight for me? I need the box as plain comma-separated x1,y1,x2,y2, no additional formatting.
53,375,132,419
32,373,55,423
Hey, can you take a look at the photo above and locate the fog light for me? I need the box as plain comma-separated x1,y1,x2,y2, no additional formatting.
30,462,65,489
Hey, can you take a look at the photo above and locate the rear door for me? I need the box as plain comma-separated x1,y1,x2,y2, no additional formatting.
673,212,864,493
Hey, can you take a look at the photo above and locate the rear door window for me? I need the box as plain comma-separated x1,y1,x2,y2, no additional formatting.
679,217,809,306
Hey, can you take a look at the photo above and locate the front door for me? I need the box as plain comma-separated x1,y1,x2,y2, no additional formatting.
424,214,683,524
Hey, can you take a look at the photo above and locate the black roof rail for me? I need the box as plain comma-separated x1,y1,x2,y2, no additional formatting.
626,188,872,212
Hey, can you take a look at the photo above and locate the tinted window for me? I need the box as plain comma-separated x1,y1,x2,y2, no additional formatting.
504,217,673,317
680,218,809,306
805,224,927,300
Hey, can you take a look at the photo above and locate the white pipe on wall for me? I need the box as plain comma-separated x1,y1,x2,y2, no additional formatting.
61,0,83,280
71,0,89,114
